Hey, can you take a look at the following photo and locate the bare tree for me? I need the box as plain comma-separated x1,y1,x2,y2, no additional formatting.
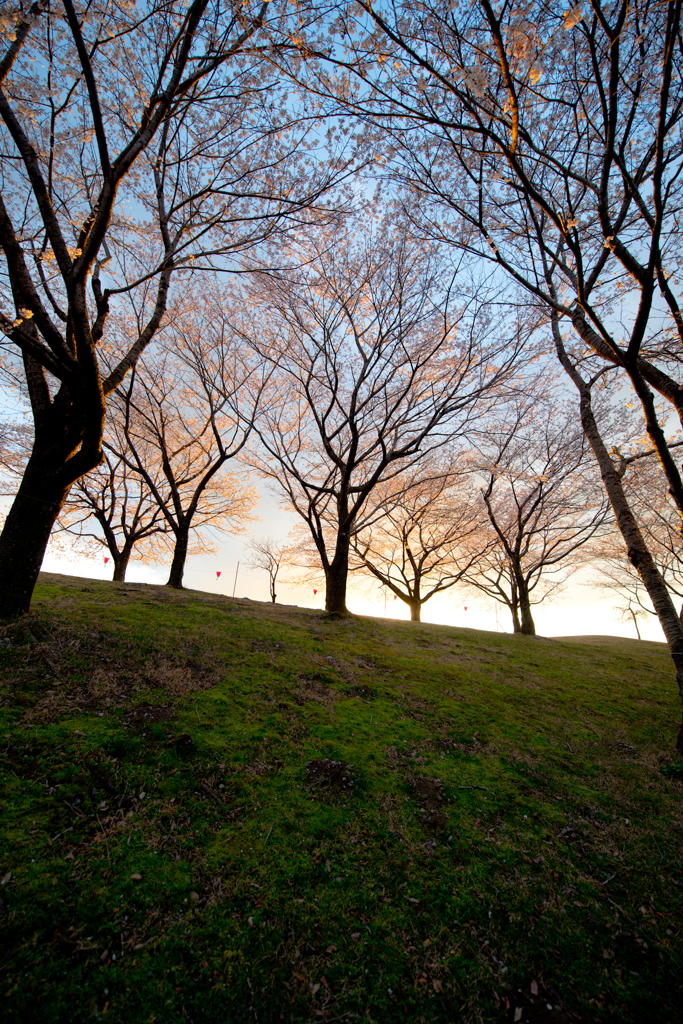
112,296,261,588
57,449,172,583
460,392,609,634
247,537,289,603
0,0,344,617
351,463,487,621
297,0,683,744
238,217,524,614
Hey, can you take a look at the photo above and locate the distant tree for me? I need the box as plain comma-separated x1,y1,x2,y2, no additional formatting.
351,464,486,622
460,394,609,635
312,0,683,743
57,449,172,583
112,298,261,588
247,538,289,603
239,216,524,615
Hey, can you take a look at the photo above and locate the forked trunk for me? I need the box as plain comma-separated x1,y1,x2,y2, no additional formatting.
166,528,188,589
511,603,522,634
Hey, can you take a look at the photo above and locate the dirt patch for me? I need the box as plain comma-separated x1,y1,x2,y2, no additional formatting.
122,704,176,729
295,673,338,706
143,654,214,696
345,683,376,700
411,776,449,831
304,759,356,800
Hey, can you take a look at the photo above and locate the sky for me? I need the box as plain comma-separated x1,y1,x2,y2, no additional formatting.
24,482,667,646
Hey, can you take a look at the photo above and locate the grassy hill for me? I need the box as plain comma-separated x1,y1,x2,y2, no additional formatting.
1,573,682,1024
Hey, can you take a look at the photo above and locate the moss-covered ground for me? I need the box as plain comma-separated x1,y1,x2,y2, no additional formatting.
1,572,682,1024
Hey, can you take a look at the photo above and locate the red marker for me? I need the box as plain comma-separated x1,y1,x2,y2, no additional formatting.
313,589,317,595
216,571,221,579
104,557,110,565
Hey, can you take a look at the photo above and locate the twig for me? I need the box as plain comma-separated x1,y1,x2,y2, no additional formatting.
651,834,664,863
96,814,111,865
195,704,201,722
50,826,73,843
599,873,616,885
458,785,490,792
263,820,275,846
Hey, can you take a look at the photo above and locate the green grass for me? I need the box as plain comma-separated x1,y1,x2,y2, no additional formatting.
1,572,682,1024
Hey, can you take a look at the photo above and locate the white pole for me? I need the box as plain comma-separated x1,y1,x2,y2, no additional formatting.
232,561,240,597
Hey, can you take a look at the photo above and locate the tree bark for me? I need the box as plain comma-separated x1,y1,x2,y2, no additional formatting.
560,349,683,749
510,603,522,633
0,379,103,617
325,529,350,614
409,599,422,622
112,543,133,583
166,527,188,590
0,461,71,617
517,577,536,636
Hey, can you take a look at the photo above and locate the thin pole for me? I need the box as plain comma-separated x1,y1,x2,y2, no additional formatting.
232,561,240,598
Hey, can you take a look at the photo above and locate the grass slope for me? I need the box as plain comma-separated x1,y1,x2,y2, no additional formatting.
1,573,682,1024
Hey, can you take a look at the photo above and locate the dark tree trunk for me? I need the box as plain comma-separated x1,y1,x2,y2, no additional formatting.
112,543,133,583
517,579,536,636
166,528,188,589
0,352,105,618
0,460,71,618
325,530,351,614
510,604,522,633
409,600,422,622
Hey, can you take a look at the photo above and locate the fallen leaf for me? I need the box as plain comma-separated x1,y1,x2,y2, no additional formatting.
321,976,332,993
1,872,11,885
101,949,109,962
130,873,142,880
326,945,337,953
407,897,419,904
514,1009,522,1023
433,979,443,993
311,983,320,995
190,892,200,902
530,980,539,996
351,932,361,941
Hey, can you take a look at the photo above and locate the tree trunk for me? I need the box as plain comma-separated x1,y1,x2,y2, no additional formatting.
166,528,188,589
575,371,683,748
510,603,522,633
0,352,105,618
325,529,350,614
517,578,536,636
0,460,71,618
409,600,422,622
554,323,683,750
112,543,133,583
